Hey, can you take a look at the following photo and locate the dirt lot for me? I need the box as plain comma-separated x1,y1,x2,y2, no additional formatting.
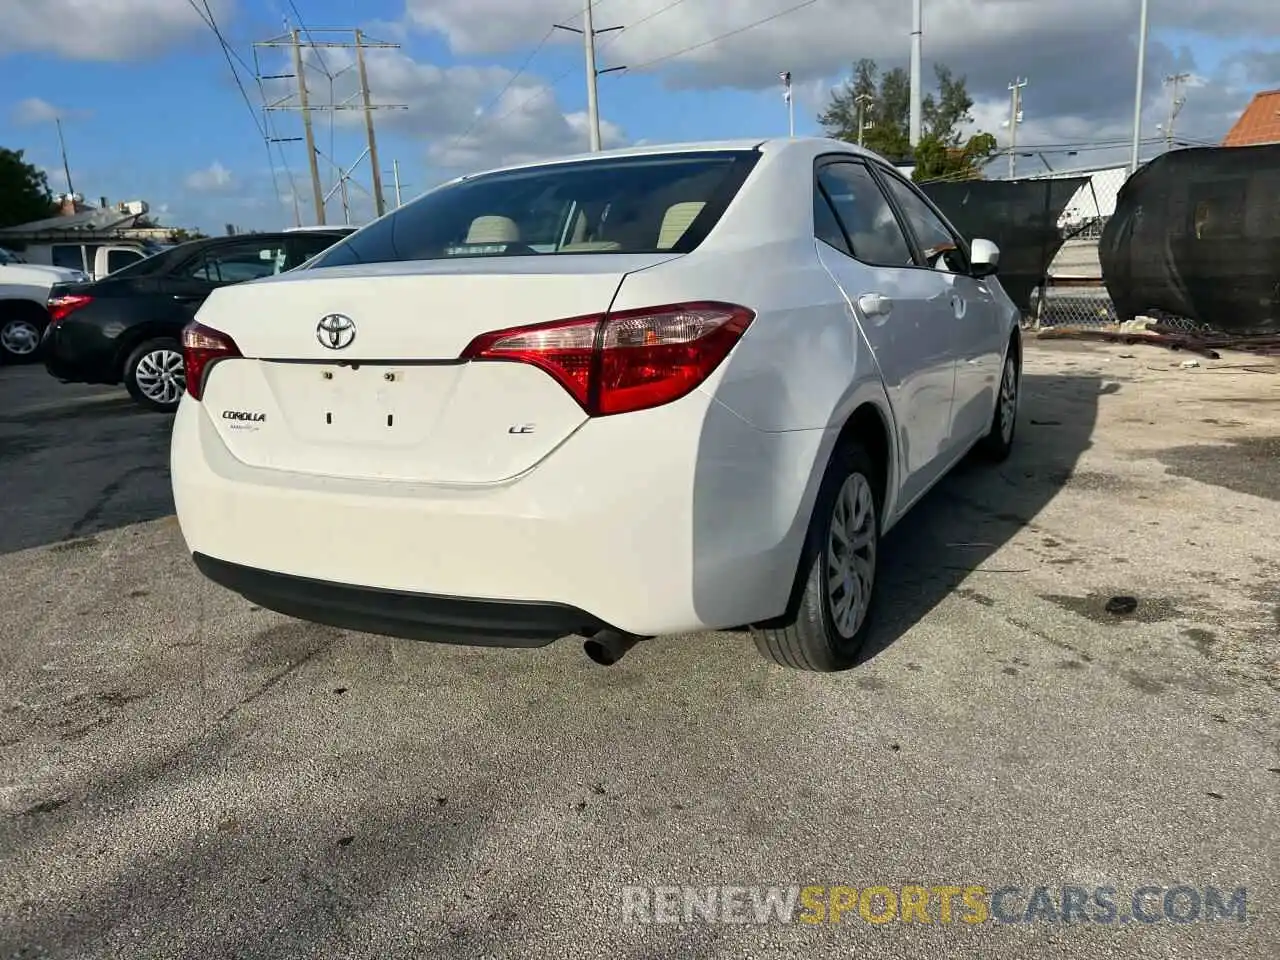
0,341,1276,958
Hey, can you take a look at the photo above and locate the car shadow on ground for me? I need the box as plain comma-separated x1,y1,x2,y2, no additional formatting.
858,371,1109,664
0,399,174,556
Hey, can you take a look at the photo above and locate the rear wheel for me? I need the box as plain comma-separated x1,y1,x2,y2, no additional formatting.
123,338,185,412
752,440,882,672
0,305,47,363
975,347,1019,462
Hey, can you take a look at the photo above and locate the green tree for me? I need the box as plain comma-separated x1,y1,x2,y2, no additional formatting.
0,147,55,228
819,60,998,182
167,227,209,243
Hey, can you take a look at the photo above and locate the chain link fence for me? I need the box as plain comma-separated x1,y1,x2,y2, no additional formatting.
1025,165,1128,329
993,164,1219,333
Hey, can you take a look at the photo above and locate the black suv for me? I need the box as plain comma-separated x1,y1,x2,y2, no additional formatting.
42,229,351,411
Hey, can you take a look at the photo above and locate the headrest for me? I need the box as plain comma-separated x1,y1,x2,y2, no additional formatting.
465,216,520,244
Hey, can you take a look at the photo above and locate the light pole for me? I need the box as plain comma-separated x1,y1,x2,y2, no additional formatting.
1130,0,1149,173
909,0,923,148
781,71,794,137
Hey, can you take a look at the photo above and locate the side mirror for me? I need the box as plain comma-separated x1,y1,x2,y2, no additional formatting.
969,238,1000,278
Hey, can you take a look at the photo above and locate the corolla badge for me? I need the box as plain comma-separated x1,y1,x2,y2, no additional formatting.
316,313,356,349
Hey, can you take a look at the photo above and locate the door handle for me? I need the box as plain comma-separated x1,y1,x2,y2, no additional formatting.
857,293,893,318
950,294,966,319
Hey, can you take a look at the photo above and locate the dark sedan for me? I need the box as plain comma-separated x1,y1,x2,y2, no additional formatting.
42,229,350,411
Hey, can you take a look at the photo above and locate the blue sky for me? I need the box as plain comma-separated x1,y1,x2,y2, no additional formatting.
2,0,1277,233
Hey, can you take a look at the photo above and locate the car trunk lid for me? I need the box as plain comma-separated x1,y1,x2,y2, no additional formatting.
194,254,677,484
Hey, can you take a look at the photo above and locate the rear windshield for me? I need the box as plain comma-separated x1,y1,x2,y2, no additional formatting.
308,150,759,268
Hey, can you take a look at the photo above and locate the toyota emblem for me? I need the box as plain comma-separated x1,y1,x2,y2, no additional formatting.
316,313,356,350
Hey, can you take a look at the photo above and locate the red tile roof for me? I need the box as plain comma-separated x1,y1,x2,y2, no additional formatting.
1222,89,1280,147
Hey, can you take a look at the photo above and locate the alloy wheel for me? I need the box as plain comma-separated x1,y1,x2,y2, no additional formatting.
826,472,877,639
134,349,186,406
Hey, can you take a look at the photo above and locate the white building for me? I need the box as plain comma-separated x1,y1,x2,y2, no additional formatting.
1022,165,1130,230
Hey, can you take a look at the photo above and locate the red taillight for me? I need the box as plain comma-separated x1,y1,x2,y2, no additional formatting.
47,293,92,325
460,301,754,416
181,321,241,401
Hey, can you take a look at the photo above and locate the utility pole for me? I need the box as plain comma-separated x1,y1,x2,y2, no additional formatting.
54,116,75,196
355,30,388,217
1130,0,1150,173
781,71,794,137
257,28,406,225
1163,72,1189,150
554,4,624,152
582,0,601,151
909,0,923,148
855,94,874,148
289,29,326,224
1007,78,1027,179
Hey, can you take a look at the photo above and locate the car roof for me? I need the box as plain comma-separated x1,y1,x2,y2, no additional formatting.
451,137,880,184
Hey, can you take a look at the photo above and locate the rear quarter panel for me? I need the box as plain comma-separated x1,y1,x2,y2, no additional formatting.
611,240,899,627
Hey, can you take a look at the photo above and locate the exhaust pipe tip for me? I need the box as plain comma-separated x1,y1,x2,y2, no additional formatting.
583,631,643,666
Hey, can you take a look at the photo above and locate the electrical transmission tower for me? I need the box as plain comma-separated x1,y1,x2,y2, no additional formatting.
255,28,407,224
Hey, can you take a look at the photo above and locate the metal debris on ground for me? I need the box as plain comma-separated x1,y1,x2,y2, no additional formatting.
1036,321,1280,360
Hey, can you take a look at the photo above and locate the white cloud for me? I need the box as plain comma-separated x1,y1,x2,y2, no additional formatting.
185,161,234,192
256,45,629,172
12,97,62,125
401,0,1280,153
0,0,233,61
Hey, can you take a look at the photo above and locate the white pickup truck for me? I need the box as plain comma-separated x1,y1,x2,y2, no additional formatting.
0,247,89,362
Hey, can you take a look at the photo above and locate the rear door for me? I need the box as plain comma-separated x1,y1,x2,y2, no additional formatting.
812,157,959,507
874,166,1004,450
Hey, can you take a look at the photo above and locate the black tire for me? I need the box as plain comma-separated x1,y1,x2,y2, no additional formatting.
751,440,883,672
975,345,1020,463
0,305,48,364
123,338,186,412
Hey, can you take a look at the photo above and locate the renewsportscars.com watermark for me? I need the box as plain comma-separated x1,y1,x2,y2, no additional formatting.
621,884,1249,926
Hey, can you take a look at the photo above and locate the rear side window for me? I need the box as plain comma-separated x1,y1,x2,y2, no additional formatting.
310,151,760,268
815,162,914,267
106,249,144,274
287,234,345,268
51,245,84,271
181,241,288,283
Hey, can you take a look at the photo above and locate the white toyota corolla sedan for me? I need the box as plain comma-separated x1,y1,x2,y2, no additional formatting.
171,137,1021,672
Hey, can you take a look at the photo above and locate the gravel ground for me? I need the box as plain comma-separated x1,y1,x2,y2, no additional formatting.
0,342,1276,959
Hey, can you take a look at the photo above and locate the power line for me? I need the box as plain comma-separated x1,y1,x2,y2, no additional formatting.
624,0,819,72
286,0,332,78
442,26,559,156
186,0,265,139
185,0,299,217
440,0,697,162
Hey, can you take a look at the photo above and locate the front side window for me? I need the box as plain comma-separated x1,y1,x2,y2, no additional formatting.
815,162,914,267
309,151,760,268
879,171,970,273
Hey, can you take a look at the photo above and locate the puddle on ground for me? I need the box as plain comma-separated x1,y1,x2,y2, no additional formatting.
1041,592,1182,624
1154,436,1280,501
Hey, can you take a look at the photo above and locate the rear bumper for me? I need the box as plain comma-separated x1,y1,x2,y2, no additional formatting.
42,323,117,384
172,389,829,639
193,552,611,645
